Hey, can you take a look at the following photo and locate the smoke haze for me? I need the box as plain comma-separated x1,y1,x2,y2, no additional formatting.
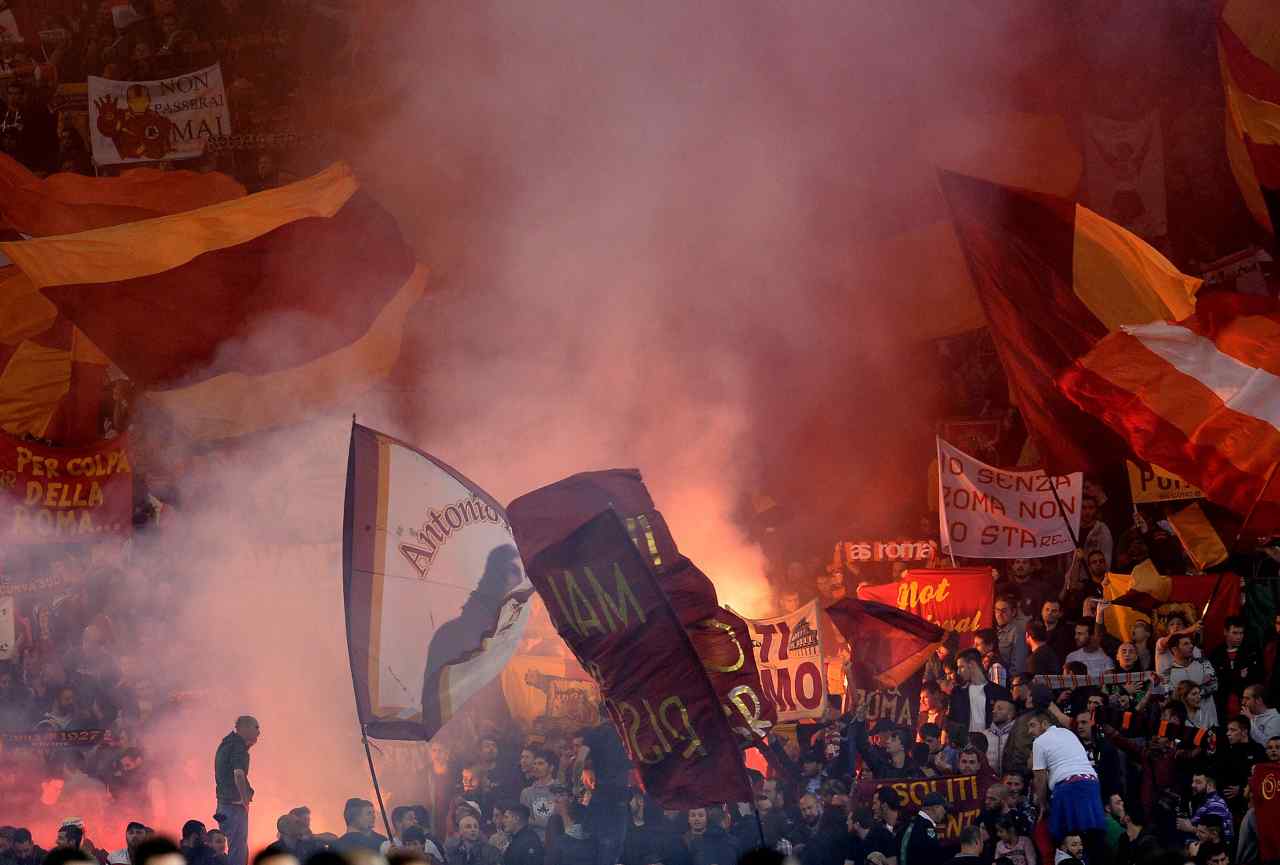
108,0,1164,844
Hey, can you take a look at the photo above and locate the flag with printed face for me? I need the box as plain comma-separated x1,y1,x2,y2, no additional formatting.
344,422,532,740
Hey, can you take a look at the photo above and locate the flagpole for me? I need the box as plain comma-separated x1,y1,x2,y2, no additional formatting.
361,725,397,842
1234,460,1280,551
1047,479,1080,549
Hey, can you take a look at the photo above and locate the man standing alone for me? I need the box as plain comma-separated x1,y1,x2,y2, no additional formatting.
214,715,260,865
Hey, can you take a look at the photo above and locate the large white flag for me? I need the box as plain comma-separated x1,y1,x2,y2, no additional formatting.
344,422,532,740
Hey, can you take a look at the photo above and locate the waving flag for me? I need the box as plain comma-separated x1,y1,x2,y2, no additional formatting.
0,151,244,237
2,163,427,440
509,503,751,808
344,422,532,740
507,469,776,741
1059,291,1280,535
1219,0,1280,236
938,171,1201,472
825,597,945,688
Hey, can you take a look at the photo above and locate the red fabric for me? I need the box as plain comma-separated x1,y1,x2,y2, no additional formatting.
937,171,1120,474
825,597,945,687
1059,293,1280,534
0,152,244,237
43,190,414,388
856,567,993,640
1250,762,1280,860
510,507,750,808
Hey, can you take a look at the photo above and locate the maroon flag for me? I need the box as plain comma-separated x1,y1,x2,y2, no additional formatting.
826,597,945,688
512,507,750,807
507,469,777,739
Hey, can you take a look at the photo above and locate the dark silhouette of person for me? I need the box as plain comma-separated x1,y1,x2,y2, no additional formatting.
422,544,526,733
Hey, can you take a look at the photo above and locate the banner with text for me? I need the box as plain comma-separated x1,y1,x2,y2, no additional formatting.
852,774,989,842
838,539,938,564
1126,460,1204,504
746,600,827,723
88,63,229,164
512,507,750,808
0,432,132,542
937,437,1081,559
856,568,993,638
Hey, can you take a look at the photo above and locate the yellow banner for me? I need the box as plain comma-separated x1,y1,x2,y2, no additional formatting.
1126,460,1204,503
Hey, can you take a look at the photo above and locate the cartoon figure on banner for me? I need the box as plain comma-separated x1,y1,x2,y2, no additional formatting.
523,669,600,727
95,85,175,160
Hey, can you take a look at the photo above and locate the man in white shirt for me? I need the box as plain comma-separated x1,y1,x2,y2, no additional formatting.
108,822,149,865
1029,714,1105,845
948,649,1012,738
1160,633,1219,728
1064,621,1115,678
1244,685,1280,746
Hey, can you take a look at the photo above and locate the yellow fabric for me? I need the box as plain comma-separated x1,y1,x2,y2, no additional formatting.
1220,41,1276,234
0,340,71,437
143,263,428,440
70,327,110,365
0,267,56,345
1101,560,1170,642
1071,204,1201,329
1167,502,1230,571
1223,70,1280,147
1223,0,1280,73
0,162,359,289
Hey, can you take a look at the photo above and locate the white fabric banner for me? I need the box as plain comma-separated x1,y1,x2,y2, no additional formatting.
746,600,827,722
88,63,229,164
345,423,532,738
937,437,1082,559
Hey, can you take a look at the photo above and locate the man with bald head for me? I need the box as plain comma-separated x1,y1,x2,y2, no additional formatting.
214,715,260,865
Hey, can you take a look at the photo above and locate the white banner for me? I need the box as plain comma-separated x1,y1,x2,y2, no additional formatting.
0,595,13,661
937,437,1082,559
88,63,229,165
345,423,532,739
747,600,827,722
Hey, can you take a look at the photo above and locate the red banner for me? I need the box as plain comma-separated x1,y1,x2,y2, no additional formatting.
511,506,751,808
856,568,993,636
1251,762,1280,861
853,774,989,842
0,432,132,542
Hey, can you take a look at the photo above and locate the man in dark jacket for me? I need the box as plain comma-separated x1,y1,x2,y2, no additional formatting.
948,649,1012,742
502,803,545,865
899,793,946,865
1208,616,1263,721
1024,622,1061,676
795,795,845,865
683,808,737,865
622,794,689,865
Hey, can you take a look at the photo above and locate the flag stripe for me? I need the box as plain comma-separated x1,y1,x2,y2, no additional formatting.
36,188,414,387
1219,20,1280,107
1123,321,1280,422
1063,339,1279,517
1,162,357,288
144,264,428,441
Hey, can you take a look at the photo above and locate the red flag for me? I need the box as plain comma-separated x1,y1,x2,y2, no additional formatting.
825,597,945,687
1251,762,1280,860
1218,1,1280,236
938,171,1199,473
507,469,777,738
511,507,750,807
1058,291,1280,534
855,567,993,639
